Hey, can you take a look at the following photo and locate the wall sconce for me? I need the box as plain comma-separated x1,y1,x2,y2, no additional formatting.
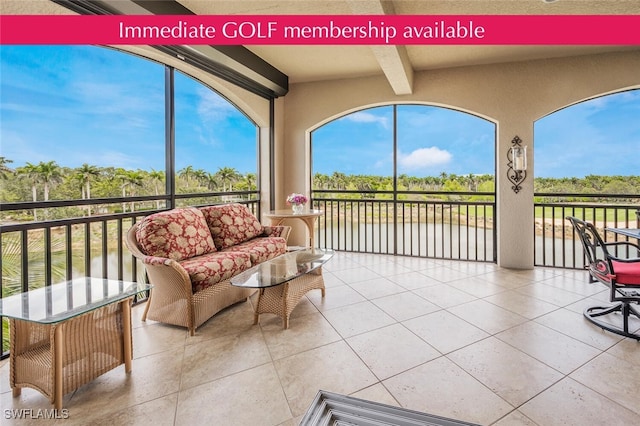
507,136,527,193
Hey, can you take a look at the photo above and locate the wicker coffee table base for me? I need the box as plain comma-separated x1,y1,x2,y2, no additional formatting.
253,268,325,329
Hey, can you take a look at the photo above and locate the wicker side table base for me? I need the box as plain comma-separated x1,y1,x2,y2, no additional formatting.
9,298,133,409
253,268,325,329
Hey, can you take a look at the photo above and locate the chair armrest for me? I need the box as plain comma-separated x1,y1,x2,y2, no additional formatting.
608,255,640,263
604,241,640,260
262,225,292,241
143,255,173,266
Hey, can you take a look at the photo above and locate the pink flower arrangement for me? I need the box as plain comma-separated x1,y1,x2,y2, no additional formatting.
286,193,308,205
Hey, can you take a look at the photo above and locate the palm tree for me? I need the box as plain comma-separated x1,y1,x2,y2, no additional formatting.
116,169,144,212
216,167,240,192
205,172,219,191
148,169,165,209
313,173,328,190
16,162,41,220
178,166,195,187
74,163,100,215
330,171,347,190
244,173,256,191
193,169,208,188
0,156,14,179
36,161,62,202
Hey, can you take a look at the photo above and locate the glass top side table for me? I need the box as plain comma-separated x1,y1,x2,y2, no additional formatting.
1,277,151,409
263,209,324,248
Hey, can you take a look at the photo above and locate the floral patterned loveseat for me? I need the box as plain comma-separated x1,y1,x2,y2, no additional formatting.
125,203,290,335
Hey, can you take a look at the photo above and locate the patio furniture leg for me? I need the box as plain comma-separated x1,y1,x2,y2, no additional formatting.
122,299,133,373
54,326,63,410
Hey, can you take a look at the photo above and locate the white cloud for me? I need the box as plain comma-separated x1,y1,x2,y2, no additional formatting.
197,88,235,121
341,111,389,127
398,147,452,170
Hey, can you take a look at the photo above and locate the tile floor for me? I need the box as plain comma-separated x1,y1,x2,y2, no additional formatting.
1,251,639,426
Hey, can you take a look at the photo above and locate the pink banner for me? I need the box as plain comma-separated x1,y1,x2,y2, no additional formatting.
1,15,639,45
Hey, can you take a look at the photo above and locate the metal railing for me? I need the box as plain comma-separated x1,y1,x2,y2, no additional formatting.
3,189,638,356
0,192,260,357
534,193,640,269
312,190,496,262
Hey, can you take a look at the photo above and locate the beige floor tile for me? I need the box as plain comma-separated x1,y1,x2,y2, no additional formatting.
306,283,365,311
277,414,305,426
447,261,499,275
514,282,586,307
491,410,539,426
403,310,489,354
320,271,347,288
476,269,534,289
563,291,613,314
185,299,258,345
390,256,440,270
348,277,407,300
322,257,360,272
322,301,396,338
274,341,378,416
448,337,563,406
496,322,601,374
383,357,513,425
132,322,188,359
6,252,636,426
413,284,477,308
351,253,396,266
520,377,638,426
176,363,292,426
64,348,184,420
287,296,321,319
260,312,342,360
570,352,640,415
349,383,400,407
180,326,271,390
346,323,440,380
534,308,624,350
83,393,178,426
386,271,442,290
447,276,507,298
330,266,382,284
538,275,606,297
507,266,564,283
371,291,440,321
363,261,413,277
448,299,528,335
484,290,559,319
420,267,471,283
606,338,640,366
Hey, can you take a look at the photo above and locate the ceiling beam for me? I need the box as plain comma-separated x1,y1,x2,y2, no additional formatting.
346,0,414,95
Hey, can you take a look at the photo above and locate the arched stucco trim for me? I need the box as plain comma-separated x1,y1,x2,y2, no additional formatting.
535,85,640,121
307,101,498,134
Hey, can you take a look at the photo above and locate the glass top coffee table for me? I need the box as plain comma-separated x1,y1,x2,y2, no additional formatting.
231,248,334,328
1,277,151,409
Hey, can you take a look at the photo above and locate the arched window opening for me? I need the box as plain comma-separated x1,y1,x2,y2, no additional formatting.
174,71,259,206
311,104,496,261
534,89,640,268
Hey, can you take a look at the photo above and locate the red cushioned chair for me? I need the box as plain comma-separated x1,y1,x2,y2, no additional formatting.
567,216,640,340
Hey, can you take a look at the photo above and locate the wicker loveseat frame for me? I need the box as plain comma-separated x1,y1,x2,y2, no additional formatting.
125,204,290,335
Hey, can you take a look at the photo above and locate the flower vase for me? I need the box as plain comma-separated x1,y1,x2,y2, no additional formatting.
291,203,304,214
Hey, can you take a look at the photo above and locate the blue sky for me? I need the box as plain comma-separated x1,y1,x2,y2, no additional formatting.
1,45,638,178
